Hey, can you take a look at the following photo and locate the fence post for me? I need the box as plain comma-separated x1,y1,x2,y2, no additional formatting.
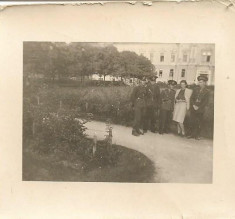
32,121,35,137
37,96,40,105
108,127,113,146
93,132,97,157
85,102,89,112
60,100,62,109
105,121,113,147
117,101,120,116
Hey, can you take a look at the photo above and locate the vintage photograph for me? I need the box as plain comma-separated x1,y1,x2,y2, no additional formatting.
23,42,214,183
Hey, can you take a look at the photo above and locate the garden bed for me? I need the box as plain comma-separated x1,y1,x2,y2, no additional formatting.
23,139,155,183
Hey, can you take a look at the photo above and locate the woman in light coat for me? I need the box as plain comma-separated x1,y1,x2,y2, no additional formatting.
173,80,192,136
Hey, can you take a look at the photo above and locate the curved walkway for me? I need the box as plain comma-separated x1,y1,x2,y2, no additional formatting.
85,120,213,183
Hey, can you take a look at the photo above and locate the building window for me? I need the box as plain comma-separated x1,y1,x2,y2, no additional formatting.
202,51,211,63
181,69,186,77
169,69,174,77
171,53,175,62
206,55,211,62
159,70,163,78
160,54,164,62
183,54,188,62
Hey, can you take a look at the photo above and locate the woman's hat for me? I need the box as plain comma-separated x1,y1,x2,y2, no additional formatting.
168,80,177,86
197,75,208,82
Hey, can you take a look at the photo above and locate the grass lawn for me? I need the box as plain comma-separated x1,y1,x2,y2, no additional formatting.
23,139,156,183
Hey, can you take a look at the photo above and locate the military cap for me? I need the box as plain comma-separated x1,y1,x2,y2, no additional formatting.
168,80,177,86
147,75,158,81
197,75,208,82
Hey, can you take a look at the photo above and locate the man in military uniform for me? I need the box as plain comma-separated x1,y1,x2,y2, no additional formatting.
159,80,177,134
143,75,160,133
130,77,147,136
188,75,210,140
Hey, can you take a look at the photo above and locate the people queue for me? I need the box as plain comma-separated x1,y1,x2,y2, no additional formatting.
130,75,210,140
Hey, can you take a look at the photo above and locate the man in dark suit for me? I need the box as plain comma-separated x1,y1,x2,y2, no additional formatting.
130,77,147,136
188,75,210,140
159,80,177,134
143,75,160,133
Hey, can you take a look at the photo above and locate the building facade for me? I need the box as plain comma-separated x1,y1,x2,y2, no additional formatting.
114,43,215,85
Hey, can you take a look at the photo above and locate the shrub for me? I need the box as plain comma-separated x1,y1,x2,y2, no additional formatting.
23,97,88,154
23,97,122,169
84,140,123,171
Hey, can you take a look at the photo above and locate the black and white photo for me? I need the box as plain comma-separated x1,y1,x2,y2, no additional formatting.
23,42,214,183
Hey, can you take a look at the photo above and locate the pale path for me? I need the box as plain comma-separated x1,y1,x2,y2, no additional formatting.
85,120,213,183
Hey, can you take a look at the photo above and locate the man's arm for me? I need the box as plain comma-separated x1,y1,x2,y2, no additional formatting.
198,90,210,112
190,88,197,106
155,85,161,108
159,89,165,104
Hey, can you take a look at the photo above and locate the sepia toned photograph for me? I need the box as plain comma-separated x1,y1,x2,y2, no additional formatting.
23,42,214,183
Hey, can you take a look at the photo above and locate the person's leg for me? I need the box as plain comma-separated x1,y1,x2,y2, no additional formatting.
159,109,167,134
132,107,141,136
139,107,145,134
165,110,172,133
176,122,181,135
150,107,156,132
177,123,181,134
193,115,200,138
192,111,202,138
188,110,196,138
143,107,150,133
179,123,185,136
159,109,163,134
195,113,203,139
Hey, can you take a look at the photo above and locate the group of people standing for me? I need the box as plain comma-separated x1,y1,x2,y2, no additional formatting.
130,75,210,140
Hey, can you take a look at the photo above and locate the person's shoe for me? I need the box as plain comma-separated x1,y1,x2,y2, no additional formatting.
187,135,194,139
137,130,144,135
132,130,140,136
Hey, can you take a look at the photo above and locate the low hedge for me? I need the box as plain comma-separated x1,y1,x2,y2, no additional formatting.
24,83,214,139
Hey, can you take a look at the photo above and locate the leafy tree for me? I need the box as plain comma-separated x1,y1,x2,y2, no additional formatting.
136,55,155,77
94,46,120,81
115,51,155,79
24,42,156,81
23,42,53,77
